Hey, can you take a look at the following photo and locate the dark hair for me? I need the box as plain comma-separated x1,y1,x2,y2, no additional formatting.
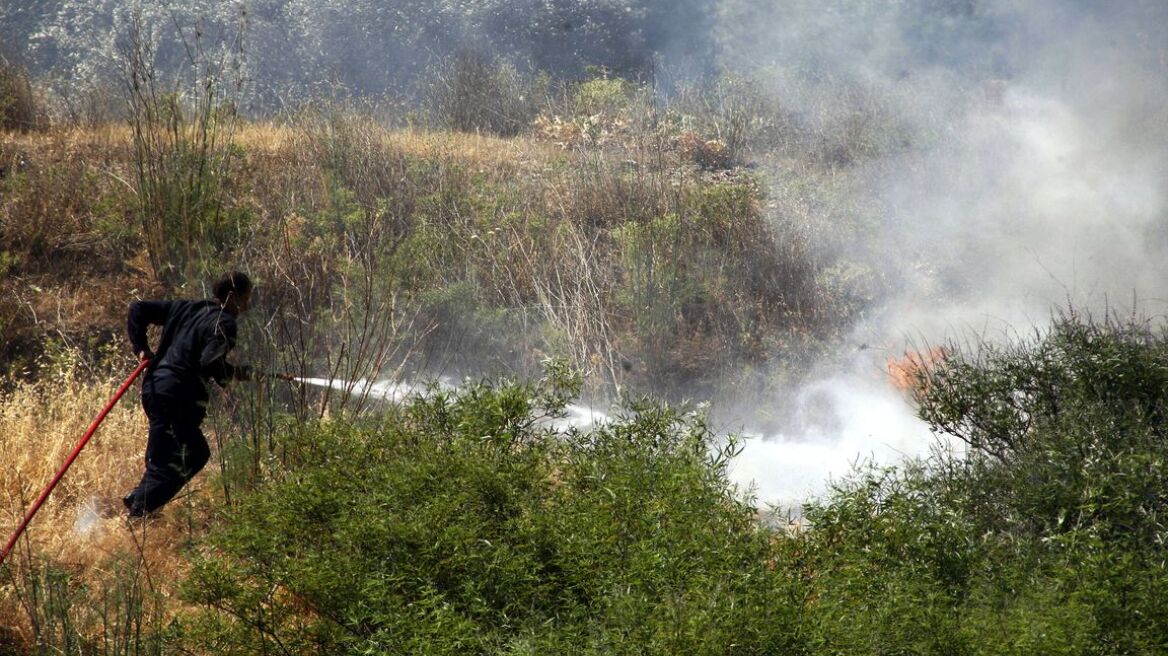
212,271,252,302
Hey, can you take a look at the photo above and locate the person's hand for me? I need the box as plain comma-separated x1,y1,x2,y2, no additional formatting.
236,368,297,383
258,371,298,383
137,349,153,362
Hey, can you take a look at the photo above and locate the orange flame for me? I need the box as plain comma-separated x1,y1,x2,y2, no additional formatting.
887,347,948,394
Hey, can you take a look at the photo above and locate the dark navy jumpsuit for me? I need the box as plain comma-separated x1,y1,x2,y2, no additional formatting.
123,299,243,516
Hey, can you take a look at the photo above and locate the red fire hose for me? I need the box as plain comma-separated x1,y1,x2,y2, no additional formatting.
0,359,149,568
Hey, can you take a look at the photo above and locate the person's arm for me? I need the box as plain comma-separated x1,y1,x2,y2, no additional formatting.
199,311,246,385
126,300,172,361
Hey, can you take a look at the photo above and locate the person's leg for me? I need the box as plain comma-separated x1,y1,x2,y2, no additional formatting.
124,402,209,516
124,412,175,516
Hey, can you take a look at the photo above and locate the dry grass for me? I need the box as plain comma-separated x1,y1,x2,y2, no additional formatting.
1,125,133,163
3,111,827,408
0,360,220,647
235,121,553,172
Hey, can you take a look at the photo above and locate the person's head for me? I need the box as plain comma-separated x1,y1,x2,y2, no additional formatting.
213,271,253,315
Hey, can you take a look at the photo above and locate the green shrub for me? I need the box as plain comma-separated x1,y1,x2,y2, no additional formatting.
571,75,641,116
180,380,802,654
427,51,541,137
795,309,1168,654
917,309,1168,542
611,179,820,392
797,458,1119,655
413,282,527,375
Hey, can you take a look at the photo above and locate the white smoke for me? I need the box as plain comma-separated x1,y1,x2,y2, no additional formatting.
727,369,946,508
721,0,1168,508
73,496,104,536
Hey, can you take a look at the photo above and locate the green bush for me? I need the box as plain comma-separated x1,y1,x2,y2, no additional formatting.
571,75,642,117
414,282,528,375
917,309,1168,542
611,179,820,392
794,309,1168,654
180,378,802,654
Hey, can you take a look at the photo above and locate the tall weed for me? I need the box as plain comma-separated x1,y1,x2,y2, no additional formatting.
427,51,541,137
0,55,46,133
120,10,246,287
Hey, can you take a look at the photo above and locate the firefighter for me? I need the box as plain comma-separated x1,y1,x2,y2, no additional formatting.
122,271,255,517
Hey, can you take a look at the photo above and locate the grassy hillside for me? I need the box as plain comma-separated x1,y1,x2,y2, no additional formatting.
0,69,858,652
1,74,871,408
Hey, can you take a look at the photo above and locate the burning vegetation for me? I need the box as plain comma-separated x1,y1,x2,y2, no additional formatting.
886,346,949,395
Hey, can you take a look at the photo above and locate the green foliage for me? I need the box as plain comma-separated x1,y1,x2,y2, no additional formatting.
917,310,1168,541
798,458,1123,655
428,51,541,137
0,249,17,277
572,75,641,116
800,462,985,655
132,139,244,283
180,380,801,654
413,282,526,375
612,179,818,390
793,310,1168,654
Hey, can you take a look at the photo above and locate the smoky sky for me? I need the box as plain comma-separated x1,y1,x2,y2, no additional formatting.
715,1,1168,342
720,0,1168,504
874,1,1168,337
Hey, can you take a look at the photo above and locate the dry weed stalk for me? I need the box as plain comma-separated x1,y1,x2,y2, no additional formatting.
120,8,246,286
500,217,626,393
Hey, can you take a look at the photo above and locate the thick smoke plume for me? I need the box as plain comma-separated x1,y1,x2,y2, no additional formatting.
724,0,1168,506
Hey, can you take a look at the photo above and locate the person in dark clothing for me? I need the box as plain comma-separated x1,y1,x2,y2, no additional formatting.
122,271,256,518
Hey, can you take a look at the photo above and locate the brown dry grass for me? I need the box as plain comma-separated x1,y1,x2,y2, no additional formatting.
1,126,158,371
236,121,554,171
0,359,220,647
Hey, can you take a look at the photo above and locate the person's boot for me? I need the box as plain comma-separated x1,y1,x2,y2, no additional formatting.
122,493,146,517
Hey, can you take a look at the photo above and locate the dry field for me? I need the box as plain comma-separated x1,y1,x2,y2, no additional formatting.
0,357,222,648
